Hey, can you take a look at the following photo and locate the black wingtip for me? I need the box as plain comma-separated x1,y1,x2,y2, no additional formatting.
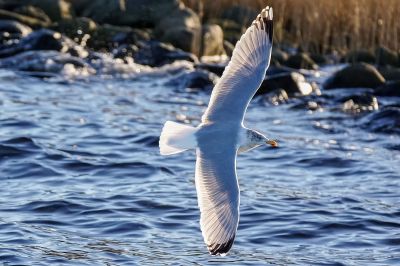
253,7,274,42
267,20,273,43
207,236,235,256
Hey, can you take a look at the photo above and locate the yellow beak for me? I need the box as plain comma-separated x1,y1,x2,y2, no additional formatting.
266,140,278,147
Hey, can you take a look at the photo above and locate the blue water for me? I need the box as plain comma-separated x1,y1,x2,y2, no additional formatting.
0,66,399,265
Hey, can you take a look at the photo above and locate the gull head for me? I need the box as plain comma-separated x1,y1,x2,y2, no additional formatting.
249,129,278,148
238,129,278,153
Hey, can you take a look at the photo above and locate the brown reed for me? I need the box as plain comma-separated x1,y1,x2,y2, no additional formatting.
183,0,400,54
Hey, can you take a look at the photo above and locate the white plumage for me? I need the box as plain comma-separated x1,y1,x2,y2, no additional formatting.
160,6,275,256
159,121,197,155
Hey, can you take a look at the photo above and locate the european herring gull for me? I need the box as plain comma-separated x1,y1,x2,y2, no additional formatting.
159,6,276,256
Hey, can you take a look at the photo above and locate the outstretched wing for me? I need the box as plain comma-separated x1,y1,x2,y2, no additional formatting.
195,145,239,256
202,7,273,124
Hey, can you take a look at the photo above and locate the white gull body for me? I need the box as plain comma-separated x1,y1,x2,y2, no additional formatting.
159,6,275,256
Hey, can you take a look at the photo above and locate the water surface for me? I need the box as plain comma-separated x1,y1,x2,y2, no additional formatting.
0,67,399,265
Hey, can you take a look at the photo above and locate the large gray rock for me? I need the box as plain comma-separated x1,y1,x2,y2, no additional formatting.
52,17,97,43
342,50,376,64
81,0,130,25
13,5,51,24
195,62,226,76
310,53,329,65
201,24,225,57
94,24,150,50
0,29,88,58
0,9,50,28
283,53,318,70
342,94,379,113
376,46,398,67
0,50,93,77
64,0,92,15
324,63,385,89
271,48,289,66
26,0,73,21
155,7,201,56
209,18,243,45
0,20,32,39
378,67,400,81
258,72,314,96
88,24,149,50
133,41,198,67
166,69,218,91
81,0,201,55
82,0,180,26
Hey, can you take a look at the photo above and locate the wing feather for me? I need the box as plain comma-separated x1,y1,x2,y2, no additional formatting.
202,6,273,124
195,146,239,256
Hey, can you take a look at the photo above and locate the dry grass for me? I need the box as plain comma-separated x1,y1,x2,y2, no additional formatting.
183,0,400,54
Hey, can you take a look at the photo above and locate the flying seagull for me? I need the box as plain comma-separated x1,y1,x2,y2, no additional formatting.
159,6,276,256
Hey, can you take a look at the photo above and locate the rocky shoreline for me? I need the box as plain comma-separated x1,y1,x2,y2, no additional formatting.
0,0,399,133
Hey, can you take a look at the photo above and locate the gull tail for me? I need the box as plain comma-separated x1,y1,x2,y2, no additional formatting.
159,121,197,155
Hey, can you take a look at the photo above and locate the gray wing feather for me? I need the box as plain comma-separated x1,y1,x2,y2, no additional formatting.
202,7,273,124
195,146,239,255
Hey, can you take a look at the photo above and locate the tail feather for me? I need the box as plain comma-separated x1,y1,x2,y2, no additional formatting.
159,121,197,155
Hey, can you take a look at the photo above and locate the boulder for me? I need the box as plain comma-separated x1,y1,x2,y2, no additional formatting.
309,53,329,65
270,49,289,66
265,89,289,105
0,50,94,76
399,50,400,66
133,41,198,67
111,28,150,45
378,67,400,81
201,24,225,57
112,44,138,61
0,9,50,28
342,94,379,113
283,53,318,70
0,20,32,41
82,0,180,26
155,7,201,55
342,50,376,64
376,46,398,67
209,18,243,45
22,29,67,51
4,0,198,52
12,5,51,24
324,63,385,89
80,0,122,24
374,81,400,97
324,49,342,64
64,0,92,16
290,100,322,111
258,72,314,96
52,17,97,44
22,0,73,21
195,62,226,76
88,24,149,51
266,66,292,76
166,69,218,90
0,29,88,58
